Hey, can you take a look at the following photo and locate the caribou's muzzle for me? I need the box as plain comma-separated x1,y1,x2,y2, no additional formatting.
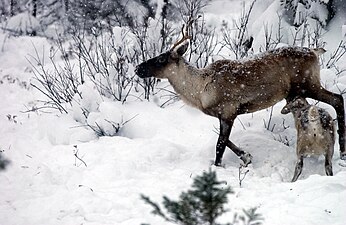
135,63,151,78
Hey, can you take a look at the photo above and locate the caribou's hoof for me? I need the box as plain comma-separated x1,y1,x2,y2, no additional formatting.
214,161,223,167
240,152,253,167
341,152,346,160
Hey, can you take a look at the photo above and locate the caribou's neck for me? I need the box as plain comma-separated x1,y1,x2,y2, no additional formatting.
166,62,210,110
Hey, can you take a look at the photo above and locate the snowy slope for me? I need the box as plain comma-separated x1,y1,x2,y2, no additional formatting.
1,0,346,225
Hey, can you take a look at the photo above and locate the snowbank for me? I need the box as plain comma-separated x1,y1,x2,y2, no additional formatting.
1,1,346,224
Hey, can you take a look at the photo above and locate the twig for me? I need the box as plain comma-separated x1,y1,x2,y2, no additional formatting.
237,117,247,130
263,106,275,132
78,184,94,192
73,145,87,167
238,164,249,187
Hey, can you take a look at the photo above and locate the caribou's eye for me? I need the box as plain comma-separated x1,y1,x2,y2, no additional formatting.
157,54,168,64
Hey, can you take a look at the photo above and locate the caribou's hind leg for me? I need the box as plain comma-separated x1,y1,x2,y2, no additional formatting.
215,118,252,166
226,140,252,166
306,88,345,159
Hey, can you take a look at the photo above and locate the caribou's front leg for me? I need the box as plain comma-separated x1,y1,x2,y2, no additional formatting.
215,118,253,166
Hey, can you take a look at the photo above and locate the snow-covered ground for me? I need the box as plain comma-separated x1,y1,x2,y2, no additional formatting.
1,0,346,224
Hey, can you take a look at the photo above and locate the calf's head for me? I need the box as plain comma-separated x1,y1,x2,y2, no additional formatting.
281,97,309,114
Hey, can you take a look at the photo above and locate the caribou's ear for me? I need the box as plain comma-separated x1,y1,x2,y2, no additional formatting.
176,42,189,56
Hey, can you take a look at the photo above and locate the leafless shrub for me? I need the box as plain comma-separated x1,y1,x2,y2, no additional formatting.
130,1,177,100
28,43,81,113
188,15,218,68
29,25,144,114
72,29,137,102
221,0,256,59
130,22,164,100
306,22,325,48
175,0,218,68
261,13,284,52
318,40,346,83
154,85,180,108
326,41,346,71
288,18,325,49
86,114,138,137
273,134,293,146
263,106,275,132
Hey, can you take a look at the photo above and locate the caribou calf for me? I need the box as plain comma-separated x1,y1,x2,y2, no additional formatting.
282,97,335,182
135,24,345,166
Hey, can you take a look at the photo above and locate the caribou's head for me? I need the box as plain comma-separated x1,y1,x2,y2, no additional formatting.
135,20,193,79
135,43,189,79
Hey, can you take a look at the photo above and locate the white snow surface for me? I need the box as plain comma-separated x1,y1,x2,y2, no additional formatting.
3,12,41,35
1,1,346,224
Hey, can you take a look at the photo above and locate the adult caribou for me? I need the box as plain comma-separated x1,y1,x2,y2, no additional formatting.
135,22,346,166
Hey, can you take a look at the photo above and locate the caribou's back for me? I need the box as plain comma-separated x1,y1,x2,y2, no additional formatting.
201,47,321,114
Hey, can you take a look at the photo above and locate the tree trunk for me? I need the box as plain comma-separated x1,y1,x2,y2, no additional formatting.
160,0,168,52
64,0,69,12
326,0,335,25
32,0,37,17
10,0,16,16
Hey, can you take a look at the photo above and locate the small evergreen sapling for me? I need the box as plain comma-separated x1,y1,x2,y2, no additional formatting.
141,169,231,225
141,170,263,225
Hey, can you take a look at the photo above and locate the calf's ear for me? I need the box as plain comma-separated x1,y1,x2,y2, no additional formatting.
281,106,291,114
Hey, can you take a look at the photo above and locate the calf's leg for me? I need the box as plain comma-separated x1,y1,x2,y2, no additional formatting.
325,150,333,176
292,155,304,182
